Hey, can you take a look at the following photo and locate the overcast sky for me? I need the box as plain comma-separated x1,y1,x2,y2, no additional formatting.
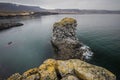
0,0,120,10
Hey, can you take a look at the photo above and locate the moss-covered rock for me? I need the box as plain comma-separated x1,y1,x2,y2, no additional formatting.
23,68,38,77
7,73,22,80
7,59,116,80
53,17,77,27
24,74,40,80
71,59,116,80
61,75,79,80
56,59,116,80
57,60,74,77
38,63,58,80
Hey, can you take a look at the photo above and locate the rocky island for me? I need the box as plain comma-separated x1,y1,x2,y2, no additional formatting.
7,18,116,80
52,18,93,60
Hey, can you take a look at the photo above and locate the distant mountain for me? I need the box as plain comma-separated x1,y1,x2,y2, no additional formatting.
0,3,59,17
0,3,45,12
0,3,120,17
49,9,120,14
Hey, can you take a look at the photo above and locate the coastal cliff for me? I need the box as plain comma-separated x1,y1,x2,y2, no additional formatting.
7,18,116,80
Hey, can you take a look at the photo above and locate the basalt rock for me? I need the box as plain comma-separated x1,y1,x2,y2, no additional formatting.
7,59,116,80
51,17,93,60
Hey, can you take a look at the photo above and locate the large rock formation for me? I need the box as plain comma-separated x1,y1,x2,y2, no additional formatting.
51,17,93,60
7,59,116,80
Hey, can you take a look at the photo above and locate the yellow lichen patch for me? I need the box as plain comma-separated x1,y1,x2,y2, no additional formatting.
70,59,116,80
25,74,40,80
56,60,74,77
53,22,62,27
53,17,77,27
7,59,116,80
43,59,57,67
38,64,47,70
7,73,21,80
38,63,58,80
61,75,79,80
23,68,38,77
61,17,77,24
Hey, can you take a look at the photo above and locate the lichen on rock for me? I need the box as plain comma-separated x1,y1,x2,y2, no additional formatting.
7,73,22,80
61,74,79,80
23,68,38,77
38,63,58,80
53,17,77,27
7,59,116,80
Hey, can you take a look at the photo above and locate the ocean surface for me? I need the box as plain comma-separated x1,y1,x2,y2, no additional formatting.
0,14,120,79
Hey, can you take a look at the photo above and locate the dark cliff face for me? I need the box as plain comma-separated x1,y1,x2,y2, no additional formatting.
51,17,93,60
0,3,45,12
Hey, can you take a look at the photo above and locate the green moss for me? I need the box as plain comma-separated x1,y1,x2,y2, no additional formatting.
61,17,76,24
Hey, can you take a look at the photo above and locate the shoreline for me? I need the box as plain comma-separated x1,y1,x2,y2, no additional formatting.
0,22,23,30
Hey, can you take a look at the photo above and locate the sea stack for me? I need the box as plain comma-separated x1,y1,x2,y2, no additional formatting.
51,17,93,60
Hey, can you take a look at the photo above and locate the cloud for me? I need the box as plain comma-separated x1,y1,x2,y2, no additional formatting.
0,0,120,10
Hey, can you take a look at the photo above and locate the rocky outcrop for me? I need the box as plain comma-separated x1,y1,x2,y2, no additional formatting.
51,17,93,60
7,59,116,80
0,22,23,30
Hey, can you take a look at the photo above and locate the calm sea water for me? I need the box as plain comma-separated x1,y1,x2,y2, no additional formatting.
0,14,120,79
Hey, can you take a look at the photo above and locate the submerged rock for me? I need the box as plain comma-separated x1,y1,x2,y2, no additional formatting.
7,59,116,80
51,17,93,60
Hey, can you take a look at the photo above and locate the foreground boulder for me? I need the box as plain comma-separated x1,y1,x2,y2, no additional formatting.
51,17,93,60
7,59,116,80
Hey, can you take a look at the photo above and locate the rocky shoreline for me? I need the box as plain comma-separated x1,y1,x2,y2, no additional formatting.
7,18,116,80
0,22,23,30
